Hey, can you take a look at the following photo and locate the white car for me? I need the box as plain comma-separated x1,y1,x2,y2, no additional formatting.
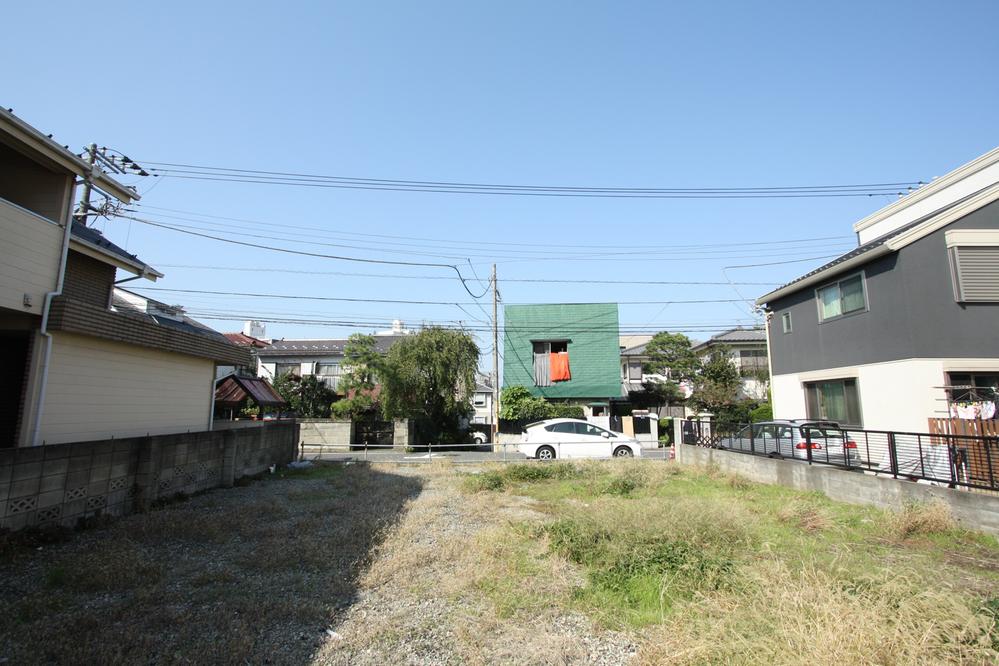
518,418,642,460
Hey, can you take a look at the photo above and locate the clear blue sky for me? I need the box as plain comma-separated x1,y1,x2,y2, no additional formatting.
4,0,998,358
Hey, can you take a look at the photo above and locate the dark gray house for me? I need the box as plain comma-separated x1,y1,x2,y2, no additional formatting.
757,146,999,433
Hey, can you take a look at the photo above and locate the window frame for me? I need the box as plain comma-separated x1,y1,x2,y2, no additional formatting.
814,271,868,323
275,362,301,378
803,378,863,427
781,311,792,334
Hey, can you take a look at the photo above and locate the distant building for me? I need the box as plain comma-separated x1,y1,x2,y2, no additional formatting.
692,327,769,401
503,303,621,417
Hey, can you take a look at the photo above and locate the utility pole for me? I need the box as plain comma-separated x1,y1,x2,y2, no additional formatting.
74,143,97,226
491,263,500,449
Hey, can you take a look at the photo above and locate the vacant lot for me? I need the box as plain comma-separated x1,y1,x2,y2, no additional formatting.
2,460,998,665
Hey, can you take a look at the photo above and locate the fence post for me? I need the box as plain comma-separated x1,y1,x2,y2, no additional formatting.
805,428,813,465
917,435,926,479
749,424,755,455
888,432,898,479
986,440,996,489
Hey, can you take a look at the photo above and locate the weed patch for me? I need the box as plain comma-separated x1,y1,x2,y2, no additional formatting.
889,500,956,539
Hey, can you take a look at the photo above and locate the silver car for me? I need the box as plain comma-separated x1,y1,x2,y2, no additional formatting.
718,420,860,465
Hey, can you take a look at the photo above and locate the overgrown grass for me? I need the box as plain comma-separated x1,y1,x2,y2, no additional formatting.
461,460,999,663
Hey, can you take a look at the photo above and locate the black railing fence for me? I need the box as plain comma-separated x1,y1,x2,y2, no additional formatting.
681,419,999,493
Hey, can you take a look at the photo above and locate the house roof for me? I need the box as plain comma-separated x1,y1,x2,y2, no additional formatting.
224,332,269,348
214,374,286,408
0,107,139,204
756,182,999,306
70,221,162,280
692,327,766,351
112,289,233,344
259,335,406,357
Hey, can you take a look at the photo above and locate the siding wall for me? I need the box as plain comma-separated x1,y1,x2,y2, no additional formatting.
768,198,999,376
503,303,621,399
0,198,61,314
38,332,214,445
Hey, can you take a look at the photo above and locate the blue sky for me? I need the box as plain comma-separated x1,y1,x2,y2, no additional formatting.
4,1,998,358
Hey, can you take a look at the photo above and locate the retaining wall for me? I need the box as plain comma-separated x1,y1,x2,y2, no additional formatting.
676,443,999,535
0,421,298,532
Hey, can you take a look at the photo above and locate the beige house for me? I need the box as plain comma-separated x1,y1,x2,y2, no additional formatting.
1,109,249,446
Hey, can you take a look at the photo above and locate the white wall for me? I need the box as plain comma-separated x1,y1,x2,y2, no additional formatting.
0,198,62,314
773,357,999,433
38,332,215,444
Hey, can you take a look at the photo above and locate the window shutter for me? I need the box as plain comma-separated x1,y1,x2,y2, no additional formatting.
953,246,999,302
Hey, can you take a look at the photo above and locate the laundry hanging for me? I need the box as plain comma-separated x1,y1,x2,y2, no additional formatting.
550,351,572,382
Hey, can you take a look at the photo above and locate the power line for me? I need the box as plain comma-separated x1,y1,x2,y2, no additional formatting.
131,286,755,306
135,159,922,198
144,264,788,286
118,214,490,299
135,203,856,251
122,214,850,266
123,208,855,261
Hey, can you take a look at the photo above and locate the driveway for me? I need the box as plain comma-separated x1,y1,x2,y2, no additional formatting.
302,445,672,464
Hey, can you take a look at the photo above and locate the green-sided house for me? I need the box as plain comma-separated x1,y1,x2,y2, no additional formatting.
503,303,621,417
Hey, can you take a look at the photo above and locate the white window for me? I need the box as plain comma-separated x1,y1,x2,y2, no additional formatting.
275,363,300,377
781,312,792,333
816,273,866,321
315,362,341,390
628,361,643,380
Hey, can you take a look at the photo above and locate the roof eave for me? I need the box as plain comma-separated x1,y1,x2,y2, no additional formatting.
852,146,999,235
0,109,139,204
755,245,893,306
69,236,162,281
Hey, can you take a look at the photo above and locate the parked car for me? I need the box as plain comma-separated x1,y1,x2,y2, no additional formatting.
518,418,642,460
718,420,860,466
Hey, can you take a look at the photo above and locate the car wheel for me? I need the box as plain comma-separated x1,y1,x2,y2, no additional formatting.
536,446,556,461
473,436,485,445
613,446,634,458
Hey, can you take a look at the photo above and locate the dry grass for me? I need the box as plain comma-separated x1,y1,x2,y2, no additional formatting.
889,500,958,539
639,560,997,665
777,502,831,532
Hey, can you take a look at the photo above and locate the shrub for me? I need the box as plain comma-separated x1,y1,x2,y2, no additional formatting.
889,501,956,538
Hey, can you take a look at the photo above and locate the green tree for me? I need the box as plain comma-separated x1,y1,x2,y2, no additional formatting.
273,373,337,418
379,327,479,440
643,331,701,381
498,386,584,420
331,334,383,419
690,347,742,415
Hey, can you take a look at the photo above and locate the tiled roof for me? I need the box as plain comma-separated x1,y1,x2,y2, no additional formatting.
259,335,406,357
224,332,269,348
214,374,286,408
71,222,157,274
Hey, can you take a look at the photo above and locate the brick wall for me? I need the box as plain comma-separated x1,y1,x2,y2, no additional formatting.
47,297,251,366
62,250,115,308
0,421,298,532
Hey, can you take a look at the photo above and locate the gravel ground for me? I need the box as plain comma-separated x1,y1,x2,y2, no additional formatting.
0,462,636,665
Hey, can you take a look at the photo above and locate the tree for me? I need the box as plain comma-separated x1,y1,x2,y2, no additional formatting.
498,386,584,421
690,347,742,415
379,327,479,440
331,334,383,419
273,373,337,418
630,379,685,415
643,331,701,382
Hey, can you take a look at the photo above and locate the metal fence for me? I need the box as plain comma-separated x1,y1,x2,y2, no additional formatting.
299,440,673,464
681,418,999,493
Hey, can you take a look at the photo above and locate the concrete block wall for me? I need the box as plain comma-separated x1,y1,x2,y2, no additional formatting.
0,421,298,532
676,443,999,536
299,420,353,448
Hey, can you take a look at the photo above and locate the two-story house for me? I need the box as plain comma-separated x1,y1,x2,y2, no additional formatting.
257,331,410,391
1,108,249,446
503,303,621,417
692,327,769,401
758,146,999,432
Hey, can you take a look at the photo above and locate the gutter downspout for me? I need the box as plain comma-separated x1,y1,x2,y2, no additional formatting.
30,205,75,446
